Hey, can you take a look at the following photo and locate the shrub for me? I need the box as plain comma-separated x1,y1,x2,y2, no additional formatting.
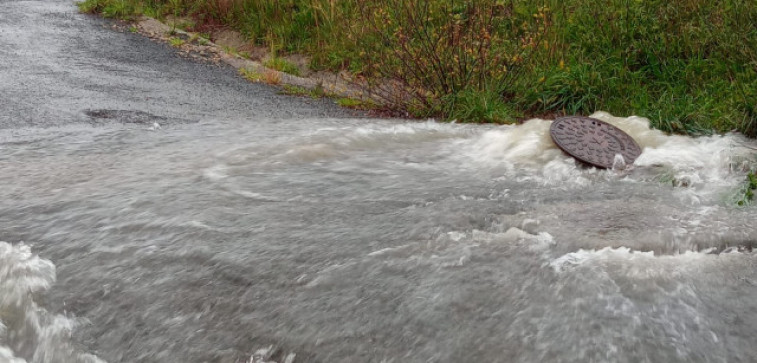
351,0,547,120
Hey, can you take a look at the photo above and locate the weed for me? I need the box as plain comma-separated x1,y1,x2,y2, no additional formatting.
167,0,182,32
104,0,138,19
78,0,139,19
311,82,325,98
444,87,516,124
738,85,757,137
239,68,262,82
76,0,100,14
175,20,196,31
337,98,378,110
169,37,185,47
129,25,138,33
737,171,757,206
141,6,158,18
280,85,310,97
655,172,677,186
336,98,362,108
238,67,285,86
263,70,281,85
221,45,239,57
263,58,301,76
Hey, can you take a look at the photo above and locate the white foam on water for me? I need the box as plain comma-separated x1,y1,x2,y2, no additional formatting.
205,113,755,198
548,246,729,274
245,345,296,363
202,164,228,181
0,242,105,363
0,346,26,363
213,120,472,168
519,239,744,362
332,120,472,147
402,227,555,267
457,115,627,186
462,118,582,182
461,111,756,190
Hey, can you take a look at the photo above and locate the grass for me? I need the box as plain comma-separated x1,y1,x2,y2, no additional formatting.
239,67,262,82
78,0,756,136
221,45,239,57
263,57,300,76
168,37,185,47
444,88,517,124
280,85,309,96
279,85,331,99
277,84,377,109
171,19,196,31
262,69,281,84
518,0,757,135
77,0,140,19
336,97,378,110
239,67,279,84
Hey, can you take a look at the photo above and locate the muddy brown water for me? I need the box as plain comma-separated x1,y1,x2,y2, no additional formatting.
2,1,757,363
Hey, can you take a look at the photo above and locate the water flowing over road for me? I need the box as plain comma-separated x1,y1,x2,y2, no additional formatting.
2,1,757,362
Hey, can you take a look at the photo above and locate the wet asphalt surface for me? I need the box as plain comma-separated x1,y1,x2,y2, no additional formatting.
0,0,355,131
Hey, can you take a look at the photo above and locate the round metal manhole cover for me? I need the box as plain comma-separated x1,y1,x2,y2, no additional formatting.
550,116,642,169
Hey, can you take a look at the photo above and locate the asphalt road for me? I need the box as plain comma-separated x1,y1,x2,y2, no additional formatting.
0,0,356,130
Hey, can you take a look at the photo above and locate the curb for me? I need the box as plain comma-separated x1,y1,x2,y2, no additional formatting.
135,17,374,103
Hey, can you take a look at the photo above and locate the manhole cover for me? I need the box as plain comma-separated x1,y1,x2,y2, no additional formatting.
550,116,642,169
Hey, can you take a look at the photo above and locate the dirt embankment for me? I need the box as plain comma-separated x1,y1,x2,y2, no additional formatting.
136,17,380,108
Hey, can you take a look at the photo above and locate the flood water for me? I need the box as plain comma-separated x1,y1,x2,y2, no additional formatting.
2,111,757,363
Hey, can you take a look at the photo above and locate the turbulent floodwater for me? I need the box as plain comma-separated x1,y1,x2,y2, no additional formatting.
1,112,757,363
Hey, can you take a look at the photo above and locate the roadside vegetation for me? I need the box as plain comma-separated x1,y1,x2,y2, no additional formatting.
737,170,757,206
168,37,185,47
78,0,756,136
263,57,301,76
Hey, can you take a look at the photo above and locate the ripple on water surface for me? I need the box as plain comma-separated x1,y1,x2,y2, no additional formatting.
2,112,756,362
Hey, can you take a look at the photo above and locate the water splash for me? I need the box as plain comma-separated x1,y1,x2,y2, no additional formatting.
0,242,105,363
459,112,756,192
612,154,627,171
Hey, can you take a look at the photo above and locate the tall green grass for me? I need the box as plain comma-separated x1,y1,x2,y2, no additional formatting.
522,0,757,135
78,0,757,136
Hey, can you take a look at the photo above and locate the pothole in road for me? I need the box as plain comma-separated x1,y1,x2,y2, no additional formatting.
84,109,171,125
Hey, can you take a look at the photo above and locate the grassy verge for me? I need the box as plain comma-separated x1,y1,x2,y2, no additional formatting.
78,0,756,136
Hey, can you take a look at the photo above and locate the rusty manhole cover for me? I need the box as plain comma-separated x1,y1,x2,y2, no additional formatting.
550,116,642,169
